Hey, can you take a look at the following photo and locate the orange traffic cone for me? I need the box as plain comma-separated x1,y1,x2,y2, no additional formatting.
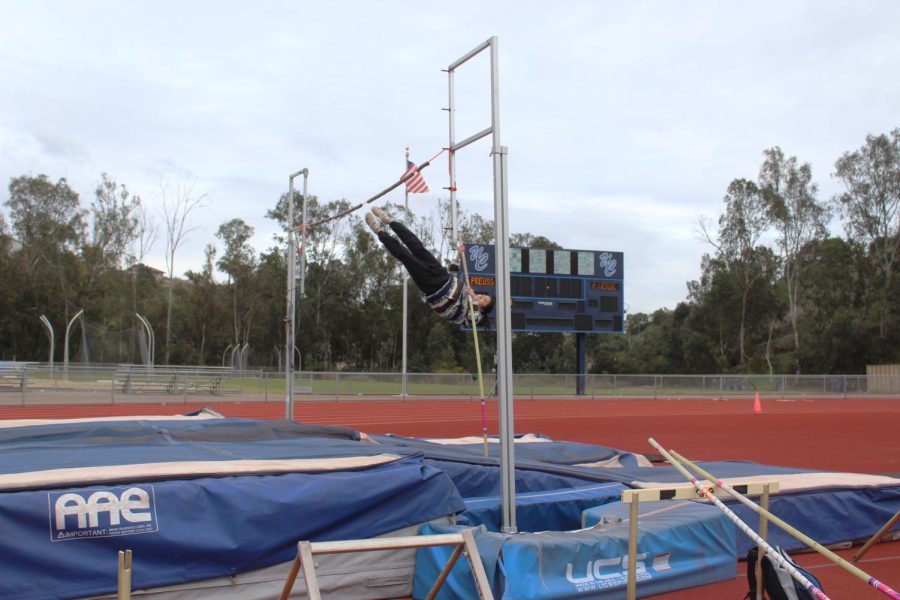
753,391,762,414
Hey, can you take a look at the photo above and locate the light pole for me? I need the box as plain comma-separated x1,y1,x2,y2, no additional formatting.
63,309,84,381
285,168,308,420
39,315,54,381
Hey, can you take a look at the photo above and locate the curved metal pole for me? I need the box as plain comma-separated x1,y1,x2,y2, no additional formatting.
240,343,250,371
230,345,240,369
273,345,282,371
39,315,55,381
222,344,233,368
135,314,153,367
63,309,84,381
148,318,156,367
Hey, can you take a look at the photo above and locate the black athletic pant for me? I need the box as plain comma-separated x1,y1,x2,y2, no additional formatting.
378,222,449,295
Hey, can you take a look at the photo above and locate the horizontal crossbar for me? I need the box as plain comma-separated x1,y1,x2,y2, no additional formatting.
301,533,466,555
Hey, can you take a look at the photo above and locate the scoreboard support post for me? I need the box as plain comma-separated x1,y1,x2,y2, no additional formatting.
576,333,586,396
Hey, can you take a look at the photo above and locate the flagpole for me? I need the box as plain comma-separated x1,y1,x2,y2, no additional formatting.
401,147,410,399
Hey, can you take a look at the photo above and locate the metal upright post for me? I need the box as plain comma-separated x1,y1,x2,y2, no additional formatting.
446,36,515,533
447,70,458,246
488,37,517,534
286,169,307,420
300,171,309,298
402,148,410,398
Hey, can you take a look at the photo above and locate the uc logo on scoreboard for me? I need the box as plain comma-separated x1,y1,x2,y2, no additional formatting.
468,246,490,272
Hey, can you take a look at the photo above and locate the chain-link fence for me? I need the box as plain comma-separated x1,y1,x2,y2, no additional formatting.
1,363,898,406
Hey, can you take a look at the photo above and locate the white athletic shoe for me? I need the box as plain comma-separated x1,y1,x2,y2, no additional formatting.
365,212,381,234
372,206,393,224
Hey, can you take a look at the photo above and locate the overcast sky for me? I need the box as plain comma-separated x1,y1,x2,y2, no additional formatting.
2,1,898,315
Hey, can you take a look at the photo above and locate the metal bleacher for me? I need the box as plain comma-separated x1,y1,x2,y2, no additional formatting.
114,366,231,396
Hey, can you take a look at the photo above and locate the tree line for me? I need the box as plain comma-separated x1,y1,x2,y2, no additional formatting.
1,129,897,374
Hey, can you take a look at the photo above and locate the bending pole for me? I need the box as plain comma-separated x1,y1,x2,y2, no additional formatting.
451,127,492,153
458,242,489,457
647,438,831,600
305,155,442,229
669,449,900,599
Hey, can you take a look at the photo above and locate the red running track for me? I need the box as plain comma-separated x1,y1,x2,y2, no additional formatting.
4,396,898,473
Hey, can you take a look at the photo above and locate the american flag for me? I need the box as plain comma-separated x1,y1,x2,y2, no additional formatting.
403,160,429,194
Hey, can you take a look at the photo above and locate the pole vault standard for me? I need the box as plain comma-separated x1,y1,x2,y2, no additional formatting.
401,148,411,398
285,168,308,420
284,157,434,419
447,36,517,533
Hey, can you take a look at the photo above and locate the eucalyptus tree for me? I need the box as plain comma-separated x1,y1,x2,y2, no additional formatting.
700,178,773,365
5,174,86,333
797,237,869,372
184,244,226,365
267,193,354,328
686,254,741,370
159,178,207,364
127,202,158,318
758,147,830,372
216,218,257,349
87,174,140,274
80,174,144,333
833,128,900,340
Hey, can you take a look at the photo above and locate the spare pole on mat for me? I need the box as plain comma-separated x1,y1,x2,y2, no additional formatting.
669,449,900,600
458,242,489,457
647,438,832,600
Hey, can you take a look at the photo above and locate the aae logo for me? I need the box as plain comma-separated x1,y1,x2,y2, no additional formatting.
49,485,158,542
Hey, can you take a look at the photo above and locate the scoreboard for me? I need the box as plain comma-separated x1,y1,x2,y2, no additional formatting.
461,244,624,333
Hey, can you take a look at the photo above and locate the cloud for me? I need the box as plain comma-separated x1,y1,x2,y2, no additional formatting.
1,1,898,315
